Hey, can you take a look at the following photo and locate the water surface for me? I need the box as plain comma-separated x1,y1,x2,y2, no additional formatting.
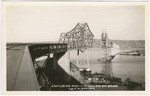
70,48,145,83
89,55,145,83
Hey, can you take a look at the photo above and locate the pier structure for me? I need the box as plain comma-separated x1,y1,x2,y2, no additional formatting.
59,23,94,68
100,29,120,61
101,29,112,61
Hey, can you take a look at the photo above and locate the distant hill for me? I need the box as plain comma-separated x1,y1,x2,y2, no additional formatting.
93,39,145,51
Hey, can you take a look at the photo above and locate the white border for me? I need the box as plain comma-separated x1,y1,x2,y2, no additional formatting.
1,1,149,95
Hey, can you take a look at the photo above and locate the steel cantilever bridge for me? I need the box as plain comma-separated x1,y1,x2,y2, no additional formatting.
27,23,94,90
59,23,94,50
59,23,94,67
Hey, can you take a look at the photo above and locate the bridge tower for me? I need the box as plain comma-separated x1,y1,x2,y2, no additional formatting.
59,23,94,68
101,29,113,61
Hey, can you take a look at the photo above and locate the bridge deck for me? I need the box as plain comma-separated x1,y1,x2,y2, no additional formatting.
7,45,39,91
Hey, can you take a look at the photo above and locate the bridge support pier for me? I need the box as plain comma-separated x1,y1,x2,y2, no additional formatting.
76,49,90,69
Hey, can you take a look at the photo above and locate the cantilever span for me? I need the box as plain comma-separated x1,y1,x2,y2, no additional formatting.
59,23,94,50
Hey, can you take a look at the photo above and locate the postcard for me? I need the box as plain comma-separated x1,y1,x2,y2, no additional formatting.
1,1,149,95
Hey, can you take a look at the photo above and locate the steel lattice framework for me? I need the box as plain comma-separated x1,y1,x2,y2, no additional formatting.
101,30,112,49
29,43,67,59
59,23,94,50
101,30,113,57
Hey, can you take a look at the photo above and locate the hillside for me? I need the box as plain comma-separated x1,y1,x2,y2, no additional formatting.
93,39,145,51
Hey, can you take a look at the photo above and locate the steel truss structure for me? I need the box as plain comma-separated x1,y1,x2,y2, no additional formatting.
59,23,94,50
59,23,94,69
101,29,113,57
29,43,67,59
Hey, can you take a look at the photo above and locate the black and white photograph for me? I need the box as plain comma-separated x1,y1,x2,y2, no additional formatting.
1,1,149,95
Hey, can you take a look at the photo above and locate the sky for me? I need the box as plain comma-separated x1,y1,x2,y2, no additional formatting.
5,3,145,42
